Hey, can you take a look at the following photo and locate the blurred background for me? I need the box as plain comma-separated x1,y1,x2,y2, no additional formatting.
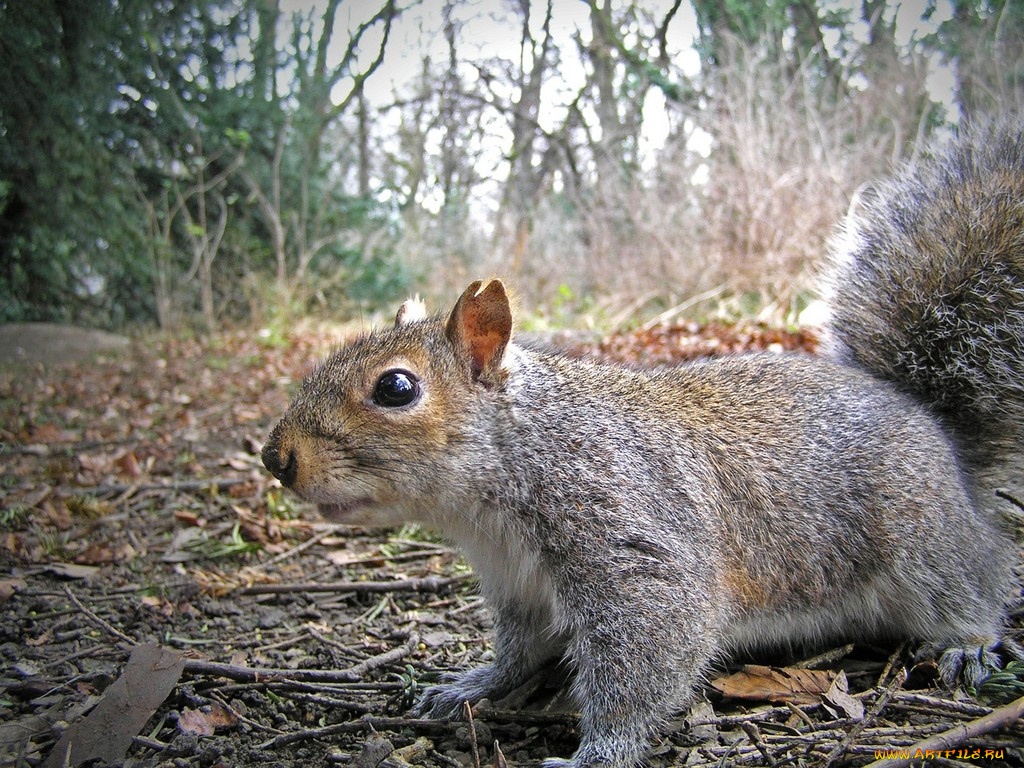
2,0,1022,333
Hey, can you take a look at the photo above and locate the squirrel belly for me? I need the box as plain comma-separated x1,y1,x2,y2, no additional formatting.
263,119,1024,768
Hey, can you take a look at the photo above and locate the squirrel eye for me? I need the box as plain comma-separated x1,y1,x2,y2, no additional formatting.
372,370,420,408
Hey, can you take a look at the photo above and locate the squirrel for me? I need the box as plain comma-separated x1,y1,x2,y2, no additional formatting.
262,118,1024,768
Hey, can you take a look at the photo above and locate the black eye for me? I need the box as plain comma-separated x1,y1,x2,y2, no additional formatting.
372,370,420,408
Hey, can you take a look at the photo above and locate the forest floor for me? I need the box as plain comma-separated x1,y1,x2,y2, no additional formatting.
2,318,1023,768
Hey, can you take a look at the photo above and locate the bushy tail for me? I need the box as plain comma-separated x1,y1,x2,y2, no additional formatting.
824,117,1024,454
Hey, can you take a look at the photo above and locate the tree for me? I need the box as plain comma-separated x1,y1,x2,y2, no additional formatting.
0,0,160,324
928,0,1024,120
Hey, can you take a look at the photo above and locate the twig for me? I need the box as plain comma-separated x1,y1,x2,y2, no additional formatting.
638,283,727,331
62,585,136,646
239,573,471,596
465,701,482,768
784,701,816,730
793,643,855,669
863,693,1024,768
471,706,579,727
740,721,777,767
493,741,507,768
66,477,250,498
876,644,906,688
889,692,992,718
254,526,337,568
823,667,907,766
995,487,1024,513
345,633,420,680
183,634,418,684
132,734,170,752
257,715,458,749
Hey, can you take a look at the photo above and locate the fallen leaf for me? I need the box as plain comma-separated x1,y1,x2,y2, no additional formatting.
178,702,238,736
26,630,52,647
3,532,30,558
710,664,834,705
223,453,253,470
40,498,72,530
823,670,865,719
0,577,26,603
76,541,136,566
0,712,50,760
29,424,68,443
173,509,205,527
114,451,143,479
42,643,184,768
141,595,175,617
42,562,99,580
229,651,248,667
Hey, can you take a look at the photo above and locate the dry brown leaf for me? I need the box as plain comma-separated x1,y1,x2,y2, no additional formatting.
28,424,68,444
76,542,137,566
823,670,865,719
173,509,205,527
114,451,143,479
41,562,99,580
0,577,26,604
42,643,184,768
140,595,176,617
710,664,834,704
178,702,238,736
40,498,72,530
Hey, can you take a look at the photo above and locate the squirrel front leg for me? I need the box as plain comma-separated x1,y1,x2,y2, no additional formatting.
417,599,564,719
546,563,723,768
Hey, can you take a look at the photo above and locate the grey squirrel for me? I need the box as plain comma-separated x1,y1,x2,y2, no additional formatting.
262,118,1024,768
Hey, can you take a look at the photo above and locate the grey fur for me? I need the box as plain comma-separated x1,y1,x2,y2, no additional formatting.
263,119,1024,768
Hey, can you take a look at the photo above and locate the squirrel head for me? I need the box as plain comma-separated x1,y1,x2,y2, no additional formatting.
262,280,512,526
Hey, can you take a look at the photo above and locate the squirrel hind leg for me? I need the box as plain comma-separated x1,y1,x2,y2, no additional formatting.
916,637,1024,690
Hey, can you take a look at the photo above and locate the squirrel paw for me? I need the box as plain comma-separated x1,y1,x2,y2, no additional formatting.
917,638,1024,690
415,664,510,720
539,736,645,768
415,680,473,720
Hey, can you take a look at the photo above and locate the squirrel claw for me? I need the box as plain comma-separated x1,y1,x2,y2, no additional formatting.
415,679,475,720
916,638,1023,690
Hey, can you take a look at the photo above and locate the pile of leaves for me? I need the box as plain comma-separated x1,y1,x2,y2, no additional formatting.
566,320,819,367
1,321,1023,768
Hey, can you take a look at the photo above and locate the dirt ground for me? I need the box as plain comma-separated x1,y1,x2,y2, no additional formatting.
1,322,1023,768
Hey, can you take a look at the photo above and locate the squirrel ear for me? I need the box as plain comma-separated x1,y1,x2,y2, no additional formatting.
446,280,512,381
395,296,427,327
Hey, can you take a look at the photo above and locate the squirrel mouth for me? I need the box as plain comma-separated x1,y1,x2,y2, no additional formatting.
317,499,375,520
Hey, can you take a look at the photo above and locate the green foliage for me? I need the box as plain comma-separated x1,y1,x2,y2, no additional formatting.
0,506,29,531
0,0,405,329
0,0,167,325
976,660,1024,705
182,522,262,560
266,488,301,521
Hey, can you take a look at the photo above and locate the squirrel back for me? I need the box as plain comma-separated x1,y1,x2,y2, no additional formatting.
824,117,1024,458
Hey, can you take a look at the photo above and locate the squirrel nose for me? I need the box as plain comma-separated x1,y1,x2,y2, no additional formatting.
262,440,298,487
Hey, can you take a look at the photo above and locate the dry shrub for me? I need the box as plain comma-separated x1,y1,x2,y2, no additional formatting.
509,33,944,320
952,4,1024,121
396,27,1022,323
394,202,491,305
693,34,933,308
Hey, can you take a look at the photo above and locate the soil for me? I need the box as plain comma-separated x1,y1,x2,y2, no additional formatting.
0,324,130,366
1,322,1022,768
